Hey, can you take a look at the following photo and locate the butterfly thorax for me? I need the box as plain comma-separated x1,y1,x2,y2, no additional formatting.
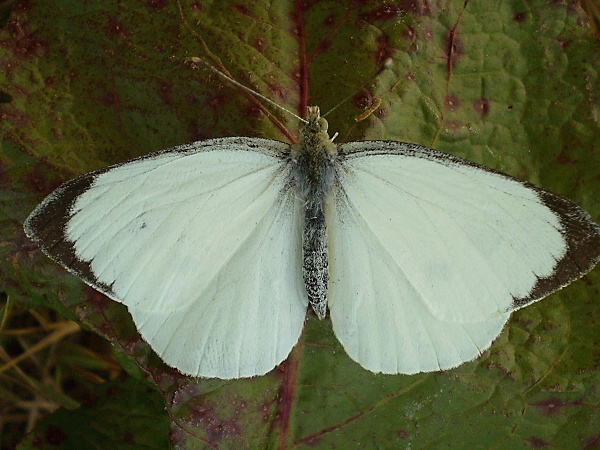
291,106,337,320
291,106,338,204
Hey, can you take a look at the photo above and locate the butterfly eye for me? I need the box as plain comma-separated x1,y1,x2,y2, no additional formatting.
317,117,329,134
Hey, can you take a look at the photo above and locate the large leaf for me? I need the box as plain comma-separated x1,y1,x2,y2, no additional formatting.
2,0,599,447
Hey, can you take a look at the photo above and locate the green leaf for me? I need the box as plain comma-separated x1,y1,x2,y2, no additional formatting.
17,376,169,449
2,0,599,448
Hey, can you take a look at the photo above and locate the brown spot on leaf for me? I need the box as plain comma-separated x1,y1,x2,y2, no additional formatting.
23,160,65,194
147,0,167,10
7,20,48,58
189,399,243,442
172,383,201,406
192,404,208,417
277,360,288,374
104,17,130,40
207,94,227,109
244,103,262,118
122,430,134,443
302,435,321,446
268,83,286,102
231,4,252,17
316,38,332,54
444,120,461,134
565,2,578,14
360,3,403,22
324,14,335,26
402,0,431,15
375,33,395,62
169,427,183,446
398,430,409,438
473,98,490,119
299,0,314,11
81,392,100,407
530,397,582,416
444,30,463,69
403,26,417,41
253,36,265,52
376,105,388,118
3,61,15,79
259,398,276,422
0,165,8,190
101,90,118,106
584,433,600,448
210,424,224,440
10,0,32,11
557,39,572,50
157,80,173,106
352,89,375,111
190,402,220,433
556,151,576,164
44,425,67,445
513,12,527,22
445,93,460,110
229,422,240,435
526,437,551,448
1,106,30,127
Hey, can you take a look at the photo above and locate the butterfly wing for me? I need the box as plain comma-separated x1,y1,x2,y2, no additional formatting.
327,141,600,374
25,137,308,378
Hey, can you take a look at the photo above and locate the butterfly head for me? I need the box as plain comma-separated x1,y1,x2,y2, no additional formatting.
292,106,337,162
305,106,328,132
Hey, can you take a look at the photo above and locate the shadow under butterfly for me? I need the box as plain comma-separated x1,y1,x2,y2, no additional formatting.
24,104,600,379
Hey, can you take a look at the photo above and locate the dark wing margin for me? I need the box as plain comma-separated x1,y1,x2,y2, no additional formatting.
24,170,117,299
23,137,291,304
511,188,600,309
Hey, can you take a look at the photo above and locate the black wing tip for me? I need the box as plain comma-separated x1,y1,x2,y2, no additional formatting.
512,190,600,310
23,171,119,302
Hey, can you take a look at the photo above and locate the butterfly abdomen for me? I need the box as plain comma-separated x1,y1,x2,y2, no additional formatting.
303,203,329,319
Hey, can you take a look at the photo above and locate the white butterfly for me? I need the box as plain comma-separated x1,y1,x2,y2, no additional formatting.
24,106,600,379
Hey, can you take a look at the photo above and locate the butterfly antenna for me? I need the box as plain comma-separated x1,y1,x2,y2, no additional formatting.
186,57,308,124
322,57,393,119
